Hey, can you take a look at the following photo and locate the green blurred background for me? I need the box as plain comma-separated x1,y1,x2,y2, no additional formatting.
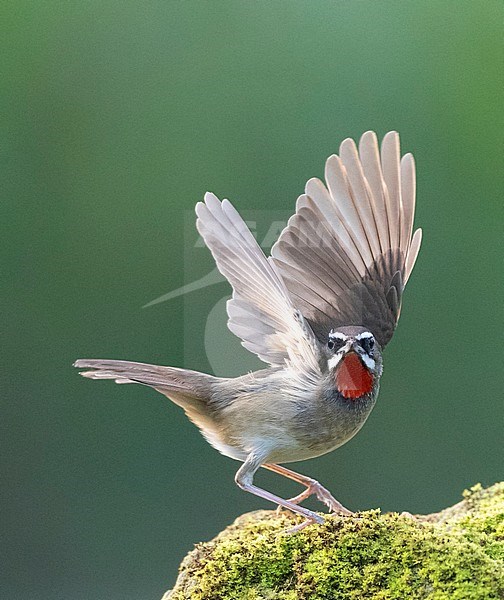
2,1,502,598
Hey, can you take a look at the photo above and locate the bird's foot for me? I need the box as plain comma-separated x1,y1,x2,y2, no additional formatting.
312,482,353,515
285,481,353,516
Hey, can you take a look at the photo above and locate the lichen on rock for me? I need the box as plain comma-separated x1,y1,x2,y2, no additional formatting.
164,482,503,599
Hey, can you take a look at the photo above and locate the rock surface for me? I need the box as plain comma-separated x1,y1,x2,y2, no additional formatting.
164,482,503,599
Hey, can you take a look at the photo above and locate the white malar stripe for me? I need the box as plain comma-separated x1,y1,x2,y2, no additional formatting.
358,352,376,371
327,354,344,370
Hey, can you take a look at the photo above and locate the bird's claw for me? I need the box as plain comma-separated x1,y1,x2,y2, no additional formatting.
278,481,353,516
313,484,353,515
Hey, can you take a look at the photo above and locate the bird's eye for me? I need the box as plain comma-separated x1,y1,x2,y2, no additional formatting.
328,337,345,351
360,336,375,354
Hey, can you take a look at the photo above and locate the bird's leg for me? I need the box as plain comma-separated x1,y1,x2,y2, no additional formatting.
235,454,324,529
263,463,352,515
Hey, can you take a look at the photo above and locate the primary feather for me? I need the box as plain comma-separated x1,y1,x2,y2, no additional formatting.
196,131,421,369
195,193,322,382
271,130,422,348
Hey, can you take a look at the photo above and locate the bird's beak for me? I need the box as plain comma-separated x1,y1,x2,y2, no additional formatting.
344,340,356,354
349,340,376,373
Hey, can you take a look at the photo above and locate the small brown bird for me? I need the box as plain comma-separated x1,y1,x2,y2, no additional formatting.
75,131,422,529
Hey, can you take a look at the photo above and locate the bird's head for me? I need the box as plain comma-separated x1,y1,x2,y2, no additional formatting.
325,326,382,399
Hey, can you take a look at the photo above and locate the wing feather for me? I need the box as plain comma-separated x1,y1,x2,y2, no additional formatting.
358,131,390,253
339,138,382,259
400,153,416,254
196,193,321,378
405,227,423,284
305,176,369,273
381,131,402,251
271,131,422,348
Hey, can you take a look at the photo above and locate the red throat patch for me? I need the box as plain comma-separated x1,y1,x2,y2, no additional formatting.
335,353,374,399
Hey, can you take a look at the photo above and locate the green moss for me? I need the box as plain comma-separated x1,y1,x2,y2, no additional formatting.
165,483,504,600
430,482,504,563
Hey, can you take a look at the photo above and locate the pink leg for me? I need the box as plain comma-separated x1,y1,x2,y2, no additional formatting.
263,463,352,515
235,454,324,530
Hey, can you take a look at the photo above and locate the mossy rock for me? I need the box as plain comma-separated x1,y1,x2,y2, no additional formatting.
164,482,503,599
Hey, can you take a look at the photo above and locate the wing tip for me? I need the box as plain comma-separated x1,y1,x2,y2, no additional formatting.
359,130,378,147
204,191,219,203
78,370,98,379
339,136,358,154
305,176,328,196
221,198,235,212
195,201,205,216
196,192,224,221
383,130,399,141
401,152,415,168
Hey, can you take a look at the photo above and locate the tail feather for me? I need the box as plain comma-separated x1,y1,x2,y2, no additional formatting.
73,359,217,414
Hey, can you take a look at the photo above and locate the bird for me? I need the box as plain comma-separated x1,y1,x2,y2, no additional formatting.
75,131,422,530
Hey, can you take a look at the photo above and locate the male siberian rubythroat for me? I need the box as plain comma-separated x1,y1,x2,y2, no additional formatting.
75,131,422,529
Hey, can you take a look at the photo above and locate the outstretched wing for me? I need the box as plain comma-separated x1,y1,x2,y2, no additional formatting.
271,131,422,348
196,193,321,379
